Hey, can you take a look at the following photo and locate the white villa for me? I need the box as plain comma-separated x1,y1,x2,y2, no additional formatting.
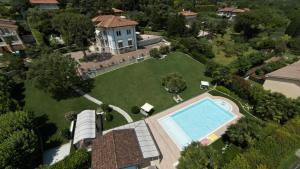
92,15,138,55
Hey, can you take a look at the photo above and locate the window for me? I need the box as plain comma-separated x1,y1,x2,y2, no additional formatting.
116,30,121,36
103,30,107,36
128,39,133,46
127,29,131,35
105,40,108,46
118,41,123,48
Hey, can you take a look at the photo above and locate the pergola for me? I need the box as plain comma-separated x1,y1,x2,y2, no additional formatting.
140,103,154,116
200,81,209,89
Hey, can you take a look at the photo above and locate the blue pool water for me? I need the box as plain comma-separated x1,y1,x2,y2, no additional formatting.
159,98,235,149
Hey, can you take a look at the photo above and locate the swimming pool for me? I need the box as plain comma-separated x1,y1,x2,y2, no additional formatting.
158,98,236,149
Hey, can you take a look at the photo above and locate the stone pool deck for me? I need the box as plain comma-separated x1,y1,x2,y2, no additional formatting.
145,92,243,169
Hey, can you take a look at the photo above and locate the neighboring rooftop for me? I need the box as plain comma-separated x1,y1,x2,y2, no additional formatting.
73,110,96,145
179,10,197,16
92,129,143,169
0,19,17,28
266,60,300,81
218,7,249,13
92,15,138,28
30,0,59,4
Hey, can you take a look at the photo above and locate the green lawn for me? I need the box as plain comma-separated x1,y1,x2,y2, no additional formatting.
24,82,98,147
24,52,209,147
89,52,210,120
102,111,128,130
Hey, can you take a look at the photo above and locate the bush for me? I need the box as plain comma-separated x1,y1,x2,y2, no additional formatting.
104,112,113,121
48,149,90,169
159,46,170,55
131,106,140,114
64,111,77,121
162,73,187,94
101,103,112,112
149,48,160,58
60,128,70,139
216,86,231,95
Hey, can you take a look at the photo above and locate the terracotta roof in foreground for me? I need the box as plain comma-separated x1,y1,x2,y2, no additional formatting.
179,10,197,16
266,60,300,81
92,15,138,28
30,0,59,4
0,19,17,29
92,129,143,169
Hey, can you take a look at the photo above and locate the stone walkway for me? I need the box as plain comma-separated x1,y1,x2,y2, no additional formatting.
74,88,133,123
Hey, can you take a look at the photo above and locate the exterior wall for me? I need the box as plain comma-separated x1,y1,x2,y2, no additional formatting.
96,25,137,55
35,4,59,10
263,77,300,99
137,36,162,47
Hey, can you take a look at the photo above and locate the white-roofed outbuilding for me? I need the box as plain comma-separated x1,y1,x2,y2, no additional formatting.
73,110,96,148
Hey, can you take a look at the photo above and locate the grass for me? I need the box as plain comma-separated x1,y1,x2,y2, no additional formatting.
278,153,300,169
88,52,210,120
102,111,128,130
24,82,98,148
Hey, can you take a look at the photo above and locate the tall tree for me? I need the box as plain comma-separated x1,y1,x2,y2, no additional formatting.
28,52,83,99
52,12,95,57
167,14,186,36
178,142,220,169
0,74,18,114
0,111,39,169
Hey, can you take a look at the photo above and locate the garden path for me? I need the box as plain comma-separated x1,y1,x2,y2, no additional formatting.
74,88,133,123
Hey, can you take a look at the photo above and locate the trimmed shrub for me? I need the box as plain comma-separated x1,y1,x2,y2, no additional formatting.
64,111,77,121
131,106,140,114
149,48,160,58
159,46,170,55
162,73,187,94
101,103,112,112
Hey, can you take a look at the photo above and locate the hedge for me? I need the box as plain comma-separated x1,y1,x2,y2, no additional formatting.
48,149,90,169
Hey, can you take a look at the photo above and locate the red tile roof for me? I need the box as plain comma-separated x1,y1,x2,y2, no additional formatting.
92,129,143,169
30,0,59,4
92,15,138,28
179,10,197,16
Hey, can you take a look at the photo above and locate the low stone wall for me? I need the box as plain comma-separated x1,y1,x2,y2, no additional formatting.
138,36,163,47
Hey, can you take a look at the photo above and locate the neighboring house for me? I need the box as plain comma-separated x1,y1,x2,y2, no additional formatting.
179,10,197,27
73,110,101,148
29,0,59,10
93,15,138,55
263,60,300,99
0,19,24,53
217,7,249,19
92,120,160,169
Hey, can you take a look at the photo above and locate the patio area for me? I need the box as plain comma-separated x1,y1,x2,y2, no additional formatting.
145,93,243,169
69,42,169,77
